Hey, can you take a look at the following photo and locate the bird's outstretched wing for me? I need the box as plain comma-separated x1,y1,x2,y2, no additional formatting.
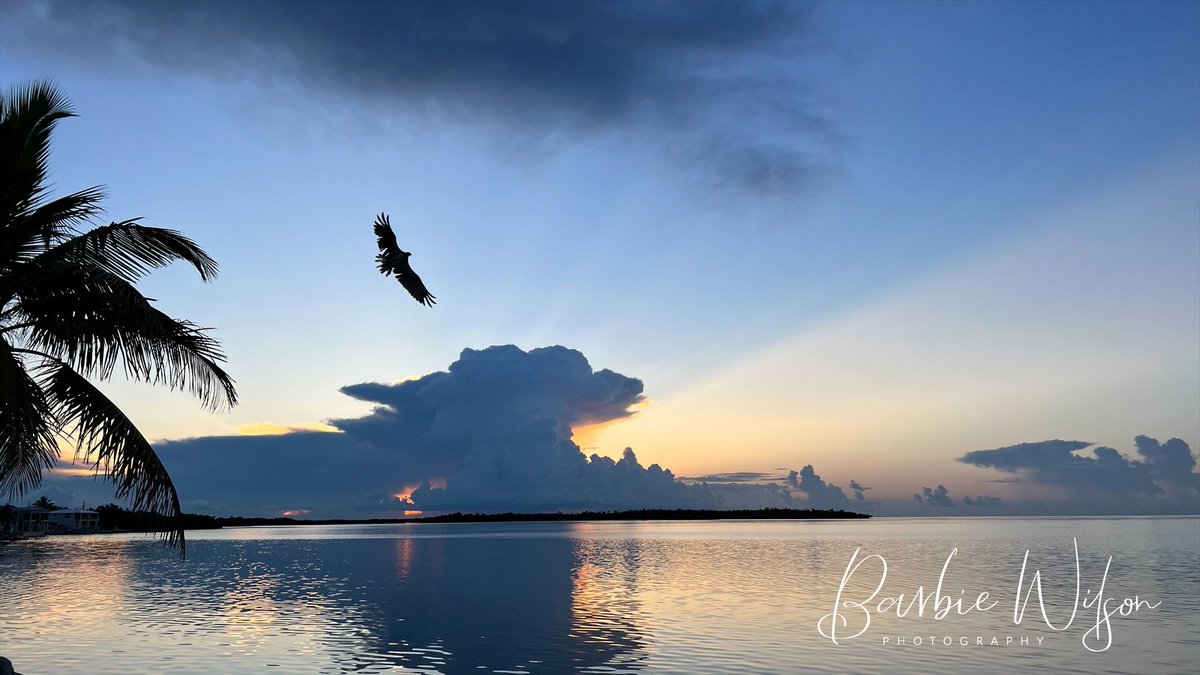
373,212,436,307
374,213,401,276
397,267,436,307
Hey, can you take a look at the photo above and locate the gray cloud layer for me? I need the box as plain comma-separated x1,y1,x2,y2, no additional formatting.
2,0,836,196
960,437,1199,499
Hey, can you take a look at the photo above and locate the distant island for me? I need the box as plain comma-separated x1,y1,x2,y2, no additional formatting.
408,508,871,523
65,505,871,533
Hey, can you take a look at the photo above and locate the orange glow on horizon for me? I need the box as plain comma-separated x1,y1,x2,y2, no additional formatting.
49,467,100,478
280,509,311,518
237,423,340,436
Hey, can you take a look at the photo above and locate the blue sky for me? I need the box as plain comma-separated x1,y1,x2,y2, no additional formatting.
2,0,1197,516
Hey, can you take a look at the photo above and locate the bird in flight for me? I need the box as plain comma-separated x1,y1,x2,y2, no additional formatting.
373,213,436,306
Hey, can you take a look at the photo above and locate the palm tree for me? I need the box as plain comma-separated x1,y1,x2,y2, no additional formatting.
1,80,237,554
32,495,58,510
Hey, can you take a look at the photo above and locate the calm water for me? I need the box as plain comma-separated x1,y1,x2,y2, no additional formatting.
1,518,1197,674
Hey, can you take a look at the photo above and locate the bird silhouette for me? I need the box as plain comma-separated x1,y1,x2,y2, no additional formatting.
373,213,436,306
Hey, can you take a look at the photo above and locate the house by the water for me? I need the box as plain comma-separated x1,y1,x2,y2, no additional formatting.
9,507,101,537
48,508,101,533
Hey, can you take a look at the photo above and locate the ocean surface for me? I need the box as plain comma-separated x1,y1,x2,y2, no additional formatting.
1,517,1197,674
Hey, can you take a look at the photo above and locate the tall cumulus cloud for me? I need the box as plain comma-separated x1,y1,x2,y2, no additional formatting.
0,0,838,197
333,345,707,511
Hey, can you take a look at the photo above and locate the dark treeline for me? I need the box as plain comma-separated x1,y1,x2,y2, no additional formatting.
94,504,225,531
93,504,404,531
409,508,871,523
75,505,869,532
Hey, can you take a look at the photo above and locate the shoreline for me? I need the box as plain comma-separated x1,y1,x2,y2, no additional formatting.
179,507,870,531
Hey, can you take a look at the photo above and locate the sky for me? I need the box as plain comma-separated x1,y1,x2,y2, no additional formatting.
2,0,1197,517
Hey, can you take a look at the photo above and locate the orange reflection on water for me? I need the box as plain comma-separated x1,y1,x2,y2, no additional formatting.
569,532,650,663
394,536,414,579
565,521,837,668
8,538,132,637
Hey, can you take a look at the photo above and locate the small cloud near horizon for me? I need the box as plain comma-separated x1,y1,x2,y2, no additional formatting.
910,484,1004,509
913,485,955,507
960,437,1199,507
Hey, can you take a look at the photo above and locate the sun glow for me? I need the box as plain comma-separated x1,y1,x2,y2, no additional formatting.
571,402,650,455
236,423,340,436
49,466,101,478
393,485,422,503
393,477,448,505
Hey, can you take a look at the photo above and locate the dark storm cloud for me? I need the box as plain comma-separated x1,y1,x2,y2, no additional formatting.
1,0,836,196
330,345,655,511
334,344,646,455
408,446,713,512
330,344,713,511
153,431,407,516
959,436,1200,499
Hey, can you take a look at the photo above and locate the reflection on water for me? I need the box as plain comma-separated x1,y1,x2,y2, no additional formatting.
1,518,1197,674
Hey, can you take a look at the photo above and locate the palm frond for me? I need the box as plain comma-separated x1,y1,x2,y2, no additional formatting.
41,360,185,554
0,80,233,557
21,220,220,284
0,339,61,497
0,80,77,228
0,186,106,274
15,265,237,410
